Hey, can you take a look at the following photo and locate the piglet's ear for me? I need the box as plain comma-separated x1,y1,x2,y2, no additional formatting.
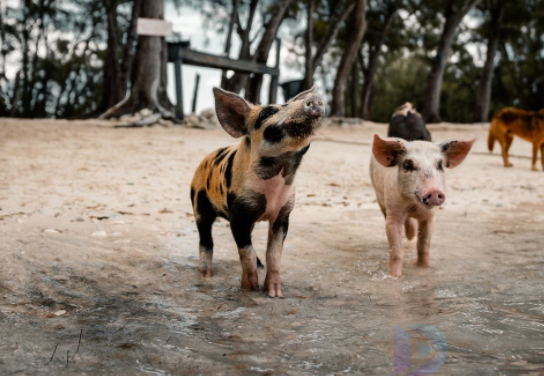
213,87,251,138
440,137,476,168
287,85,316,103
372,134,406,167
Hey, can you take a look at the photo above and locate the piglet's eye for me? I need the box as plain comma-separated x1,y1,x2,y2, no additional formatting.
403,160,415,171
437,160,444,171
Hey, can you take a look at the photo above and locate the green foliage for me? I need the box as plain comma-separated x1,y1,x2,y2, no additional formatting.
371,55,428,121
1,0,543,121
0,0,106,118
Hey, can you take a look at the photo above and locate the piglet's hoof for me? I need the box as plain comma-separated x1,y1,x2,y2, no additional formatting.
199,267,213,278
241,272,259,291
388,269,402,279
416,253,430,268
415,261,431,268
264,272,283,298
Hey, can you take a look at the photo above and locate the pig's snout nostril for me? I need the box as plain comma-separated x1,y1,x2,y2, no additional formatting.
420,189,446,207
303,94,325,118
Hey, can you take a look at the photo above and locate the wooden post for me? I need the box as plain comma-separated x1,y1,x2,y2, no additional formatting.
268,38,281,104
174,57,184,119
192,74,200,114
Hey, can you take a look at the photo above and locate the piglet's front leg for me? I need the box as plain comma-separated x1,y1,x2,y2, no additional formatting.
238,246,259,290
416,219,434,268
264,205,291,298
264,230,283,298
385,215,405,278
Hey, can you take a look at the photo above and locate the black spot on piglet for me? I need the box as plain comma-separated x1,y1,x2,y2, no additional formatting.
224,151,237,188
255,106,279,130
263,125,285,143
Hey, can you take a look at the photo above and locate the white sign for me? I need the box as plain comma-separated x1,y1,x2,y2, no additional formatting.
137,18,173,37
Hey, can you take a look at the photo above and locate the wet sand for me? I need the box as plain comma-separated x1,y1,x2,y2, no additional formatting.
0,118,543,375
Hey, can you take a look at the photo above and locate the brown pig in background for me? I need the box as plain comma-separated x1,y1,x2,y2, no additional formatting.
369,134,476,278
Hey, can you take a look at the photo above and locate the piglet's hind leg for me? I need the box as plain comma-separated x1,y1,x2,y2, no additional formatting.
194,190,216,278
405,217,417,241
229,202,260,291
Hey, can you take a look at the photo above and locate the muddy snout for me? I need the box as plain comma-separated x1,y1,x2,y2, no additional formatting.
419,187,446,207
303,94,325,118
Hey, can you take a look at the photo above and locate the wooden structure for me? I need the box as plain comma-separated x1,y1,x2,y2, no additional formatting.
137,18,173,36
167,39,281,119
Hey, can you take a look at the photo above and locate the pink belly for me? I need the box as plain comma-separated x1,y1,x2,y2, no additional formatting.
253,171,292,222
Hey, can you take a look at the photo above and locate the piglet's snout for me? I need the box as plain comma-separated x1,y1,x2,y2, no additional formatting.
303,94,325,118
420,187,446,207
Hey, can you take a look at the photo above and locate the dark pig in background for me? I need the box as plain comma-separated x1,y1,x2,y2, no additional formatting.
388,103,432,142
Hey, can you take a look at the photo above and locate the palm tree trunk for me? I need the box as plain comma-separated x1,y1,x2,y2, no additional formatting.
472,2,504,122
360,3,397,119
245,0,294,103
330,0,367,117
103,0,172,118
302,0,314,90
422,0,483,123
221,0,258,93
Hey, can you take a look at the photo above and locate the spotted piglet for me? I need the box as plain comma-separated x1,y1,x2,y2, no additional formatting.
190,87,324,297
369,134,475,278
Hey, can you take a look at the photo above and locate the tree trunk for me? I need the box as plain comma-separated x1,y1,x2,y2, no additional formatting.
360,54,374,120
302,0,314,90
103,0,172,118
157,37,174,112
21,26,30,116
101,0,123,111
0,7,5,79
119,0,141,98
422,13,458,123
330,0,367,117
360,4,397,119
221,0,258,94
9,71,21,117
100,0,141,115
221,0,240,87
245,0,294,103
312,3,354,74
422,0,483,123
303,2,354,90
349,61,358,117
472,3,504,122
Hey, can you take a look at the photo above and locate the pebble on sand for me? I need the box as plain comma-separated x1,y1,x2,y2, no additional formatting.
92,230,107,238
43,229,61,234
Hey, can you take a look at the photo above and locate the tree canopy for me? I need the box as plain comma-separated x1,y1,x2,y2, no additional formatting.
1,0,543,122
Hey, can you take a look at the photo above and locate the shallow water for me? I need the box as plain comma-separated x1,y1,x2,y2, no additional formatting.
0,120,543,375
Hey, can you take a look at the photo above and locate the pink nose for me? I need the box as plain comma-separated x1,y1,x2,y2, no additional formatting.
421,188,446,207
